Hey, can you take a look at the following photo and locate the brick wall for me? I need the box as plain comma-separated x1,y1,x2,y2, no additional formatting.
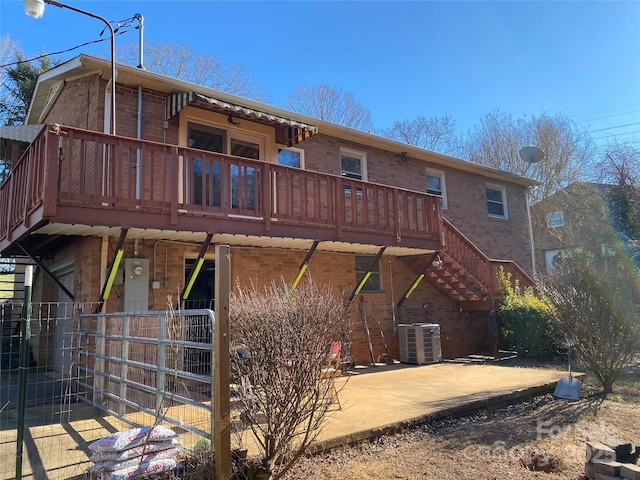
42,74,103,131
50,238,491,365
299,134,533,273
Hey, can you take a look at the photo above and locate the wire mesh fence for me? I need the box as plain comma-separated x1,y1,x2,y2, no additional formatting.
0,303,217,480
77,309,215,449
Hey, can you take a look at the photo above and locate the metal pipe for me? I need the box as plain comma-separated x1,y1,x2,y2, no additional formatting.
15,265,34,480
135,14,144,199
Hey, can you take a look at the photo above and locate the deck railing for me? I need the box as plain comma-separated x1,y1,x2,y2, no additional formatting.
441,218,534,298
0,125,441,246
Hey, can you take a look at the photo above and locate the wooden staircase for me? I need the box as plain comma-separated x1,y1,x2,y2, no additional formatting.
403,218,534,311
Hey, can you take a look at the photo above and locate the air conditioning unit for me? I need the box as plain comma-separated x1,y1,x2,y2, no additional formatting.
398,323,442,364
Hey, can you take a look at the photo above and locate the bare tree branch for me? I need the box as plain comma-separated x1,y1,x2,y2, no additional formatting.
378,115,462,156
283,84,373,132
118,40,269,102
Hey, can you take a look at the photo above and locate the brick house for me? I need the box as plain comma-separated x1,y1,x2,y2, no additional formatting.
0,54,536,368
532,181,634,274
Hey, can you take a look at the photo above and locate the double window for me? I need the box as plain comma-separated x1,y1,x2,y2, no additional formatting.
485,184,508,218
187,122,264,210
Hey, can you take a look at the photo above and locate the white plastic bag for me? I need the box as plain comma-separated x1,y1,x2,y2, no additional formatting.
89,439,179,463
88,426,177,453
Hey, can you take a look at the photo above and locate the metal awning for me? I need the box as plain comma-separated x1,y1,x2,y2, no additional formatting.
166,92,318,147
1,124,45,162
0,124,45,144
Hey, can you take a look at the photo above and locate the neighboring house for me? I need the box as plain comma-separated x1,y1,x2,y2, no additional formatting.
532,182,620,274
0,54,536,368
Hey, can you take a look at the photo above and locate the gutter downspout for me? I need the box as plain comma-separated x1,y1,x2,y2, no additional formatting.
525,188,537,279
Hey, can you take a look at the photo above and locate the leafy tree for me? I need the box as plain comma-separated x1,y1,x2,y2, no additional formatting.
498,269,557,358
118,40,268,102
540,249,640,393
229,278,352,480
378,115,461,156
283,83,373,132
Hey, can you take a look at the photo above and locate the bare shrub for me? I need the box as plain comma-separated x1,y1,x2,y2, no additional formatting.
540,249,640,393
229,278,352,480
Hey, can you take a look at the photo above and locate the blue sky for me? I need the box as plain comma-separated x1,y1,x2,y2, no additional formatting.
2,0,639,147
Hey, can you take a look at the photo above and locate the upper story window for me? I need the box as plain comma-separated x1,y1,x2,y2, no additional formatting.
340,148,366,194
486,184,508,219
340,149,366,181
278,147,304,169
426,169,447,209
547,211,564,228
189,123,226,153
355,255,382,292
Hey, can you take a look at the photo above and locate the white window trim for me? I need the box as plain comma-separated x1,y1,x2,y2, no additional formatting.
339,148,368,181
425,168,448,210
547,211,564,228
278,146,305,169
486,184,508,219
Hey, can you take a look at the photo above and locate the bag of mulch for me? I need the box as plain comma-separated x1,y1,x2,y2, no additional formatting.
89,447,180,473
89,426,177,453
100,457,182,480
89,439,180,463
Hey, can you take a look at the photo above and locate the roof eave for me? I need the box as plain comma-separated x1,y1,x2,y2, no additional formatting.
29,54,539,188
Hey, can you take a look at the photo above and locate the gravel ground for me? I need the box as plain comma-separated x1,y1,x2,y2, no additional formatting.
281,362,640,480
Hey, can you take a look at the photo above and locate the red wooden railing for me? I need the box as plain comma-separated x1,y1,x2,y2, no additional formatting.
0,125,442,247
441,218,534,299
489,260,535,292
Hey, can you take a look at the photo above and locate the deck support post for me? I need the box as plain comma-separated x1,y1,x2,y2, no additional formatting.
18,243,75,301
290,240,319,292
96,228,129,312
396,252,440,310
213,245,231,480
180,233,213,306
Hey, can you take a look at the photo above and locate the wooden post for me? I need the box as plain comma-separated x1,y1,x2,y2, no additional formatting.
213,245,231,480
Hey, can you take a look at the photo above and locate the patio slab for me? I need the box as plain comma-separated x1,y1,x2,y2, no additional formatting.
313,362,582,451
0,362,582,479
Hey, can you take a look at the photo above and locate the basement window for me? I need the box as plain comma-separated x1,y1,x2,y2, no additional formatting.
355,255,382,292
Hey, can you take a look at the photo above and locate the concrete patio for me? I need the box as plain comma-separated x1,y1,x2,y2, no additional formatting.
0,362,582,479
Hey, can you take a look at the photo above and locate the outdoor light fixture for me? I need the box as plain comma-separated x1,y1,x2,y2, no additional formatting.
432,254,443,269
24,0,116,134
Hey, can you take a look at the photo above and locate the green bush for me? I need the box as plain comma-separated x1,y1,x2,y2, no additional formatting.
498,269,557,358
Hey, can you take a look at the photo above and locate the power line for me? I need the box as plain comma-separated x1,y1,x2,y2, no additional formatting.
571,103,640,118
576,109,640,124
588,122,640,134
592,131,640,141
0,28,133,69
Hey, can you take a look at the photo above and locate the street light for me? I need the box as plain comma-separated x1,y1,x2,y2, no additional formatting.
24,0,116,135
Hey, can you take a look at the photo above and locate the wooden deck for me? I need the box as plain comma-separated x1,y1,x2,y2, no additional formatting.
0,125,441,257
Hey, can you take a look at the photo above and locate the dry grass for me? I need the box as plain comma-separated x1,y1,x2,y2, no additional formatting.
281,362,640,480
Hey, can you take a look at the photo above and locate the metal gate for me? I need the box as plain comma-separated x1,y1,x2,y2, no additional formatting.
76,309,216,443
